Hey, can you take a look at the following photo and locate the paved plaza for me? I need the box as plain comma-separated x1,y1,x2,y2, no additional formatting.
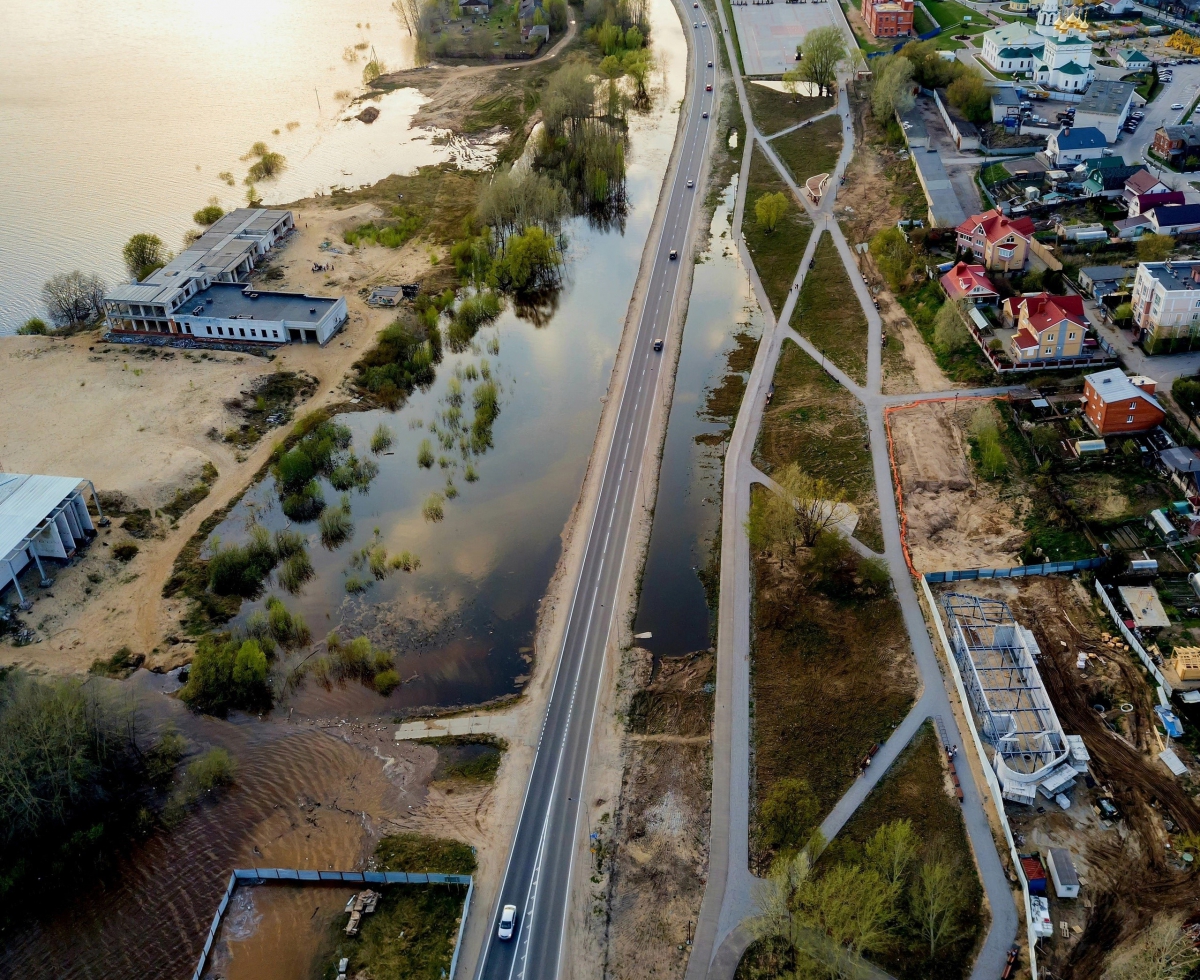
730,0,840,75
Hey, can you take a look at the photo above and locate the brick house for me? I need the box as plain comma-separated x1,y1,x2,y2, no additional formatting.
861,0,914,37
1082,368,1165,435
1005,292,1088,363
956,209,1035,271
1152,124,1200,168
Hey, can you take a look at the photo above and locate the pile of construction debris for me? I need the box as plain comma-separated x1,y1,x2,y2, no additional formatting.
344,889,380,936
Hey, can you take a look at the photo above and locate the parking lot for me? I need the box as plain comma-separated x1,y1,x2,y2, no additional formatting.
730,0,840,76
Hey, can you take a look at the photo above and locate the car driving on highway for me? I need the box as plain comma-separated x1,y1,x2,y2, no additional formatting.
498,904,517,940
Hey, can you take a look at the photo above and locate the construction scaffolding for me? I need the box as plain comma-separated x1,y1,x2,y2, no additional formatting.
941,593,1088,805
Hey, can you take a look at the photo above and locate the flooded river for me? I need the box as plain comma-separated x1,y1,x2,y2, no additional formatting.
0,0,452,333
0,0,689,975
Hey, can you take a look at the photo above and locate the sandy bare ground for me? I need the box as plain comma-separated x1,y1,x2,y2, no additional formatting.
0,201,431,672
889,401,1025,573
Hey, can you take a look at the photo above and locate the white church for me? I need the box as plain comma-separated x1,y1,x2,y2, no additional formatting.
979,0,1095,92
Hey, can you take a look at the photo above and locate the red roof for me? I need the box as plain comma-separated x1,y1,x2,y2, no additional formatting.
940,261,998,301
956,209,1035,245
1136,191,1185,212
1125,169,1164,196
1007,292,1086,337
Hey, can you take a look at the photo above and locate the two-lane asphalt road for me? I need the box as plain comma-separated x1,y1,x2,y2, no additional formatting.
474,9,718,980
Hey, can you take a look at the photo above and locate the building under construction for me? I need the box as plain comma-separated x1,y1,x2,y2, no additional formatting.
942,593,1090,806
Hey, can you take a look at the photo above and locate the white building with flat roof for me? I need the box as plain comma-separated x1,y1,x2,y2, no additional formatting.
1,474,104,607
172,282,347,346
103,208,295,337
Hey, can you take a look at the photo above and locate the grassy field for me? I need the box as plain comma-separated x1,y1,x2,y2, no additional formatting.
754,339,882,551
743,145,813,317
790,232,869,385
319,833,475,980
750,509,917,869
747,85,835,135
772,114,843,185
822,722,986,980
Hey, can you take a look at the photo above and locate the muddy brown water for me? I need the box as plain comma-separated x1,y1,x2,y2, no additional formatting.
0,0,691,975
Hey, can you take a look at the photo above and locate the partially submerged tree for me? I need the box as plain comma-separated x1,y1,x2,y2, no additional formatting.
122,233,165,281
755,191,790,233
798,26,845,98
42,270,106,327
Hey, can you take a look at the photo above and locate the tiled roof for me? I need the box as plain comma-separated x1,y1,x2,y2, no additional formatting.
1006,292,1087,336
940,262,998,300
956,208,1035,244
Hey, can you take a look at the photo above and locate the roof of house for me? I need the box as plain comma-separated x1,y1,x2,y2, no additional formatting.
940,262,999,300
1054,126,1107,150
1080,265,1130,283
1150,203,1200,227
1086,367,1164,410
1075,79,1136,116
1113,214,1151,231
956,208,1035,243
1136,191,1186,210
1126,169,1165,195
1158,124,1200,146
1161,446,1200,473
1118,47,1149,61
1007,292,1088,333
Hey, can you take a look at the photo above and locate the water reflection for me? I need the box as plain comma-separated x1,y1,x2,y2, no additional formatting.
633,178,764,658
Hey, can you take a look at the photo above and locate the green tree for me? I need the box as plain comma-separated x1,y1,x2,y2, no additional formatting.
1173,376,1200,425
910,855,966,957
1137,233,1176,262
871,55,916,122
864,819,918,889
624,25,643,49
232,639,268,691
1102,913,1200,980
795,863,898,965
946,70,991,124
754,191,790,233
548,0,568,31
932,301,971,354
798,26,846,98
1113,301,1133,325
122,233,165,280
899,39,960,89
623,48,654,102
759,777,820,855
493,225,562,292
869,226,913,291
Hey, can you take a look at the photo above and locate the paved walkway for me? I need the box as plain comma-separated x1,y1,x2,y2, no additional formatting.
685,8,1021,980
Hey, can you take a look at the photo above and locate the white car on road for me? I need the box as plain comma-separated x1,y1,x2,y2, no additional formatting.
498,904,517,940
1172,103,1185,110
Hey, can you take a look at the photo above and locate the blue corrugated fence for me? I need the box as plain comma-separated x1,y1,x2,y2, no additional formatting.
924,556,1105,583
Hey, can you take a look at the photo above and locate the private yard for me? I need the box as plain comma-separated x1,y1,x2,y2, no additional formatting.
791,232,869,385
427,0,560,61
750,505,917,869
896,281,995,386
821,721,987,980
747,86,835,135
772,114,843,185
743,145,814,317
754,338,882,551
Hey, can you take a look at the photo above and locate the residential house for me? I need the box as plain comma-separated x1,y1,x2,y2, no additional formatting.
1006,292,1089,362
1113,213,1152,238
1147,203,1200,236
1152,124,1200,168
1046,126,1108,167
1073,80,1136,142
460,0,491,13
518,0,545,25
1078,265,1132,298
1129,190,1186,216
1083,368,1165,434
861,0,914,37
1124,168,1171,203
1081,160,1141,197
1115,47,1152,69
956,209,1035,271
523,22,550,40
368,286,403,307
1159,446,1200,495
1130,259,1200,350
940,262,1000,304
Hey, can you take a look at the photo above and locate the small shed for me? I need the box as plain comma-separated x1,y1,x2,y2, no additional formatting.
1155,705,1185,738
1020,855,1047,895
1048,848,1080,899
368,286,403,307
1173,647,1200,681
1119,585,1171,629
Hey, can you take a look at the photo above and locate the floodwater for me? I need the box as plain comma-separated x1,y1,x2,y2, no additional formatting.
0,0,688,974
0,0,491,333
633,178,764,658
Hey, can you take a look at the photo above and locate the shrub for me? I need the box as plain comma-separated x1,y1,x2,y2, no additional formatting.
370,423,394,453
193,203,225,226
89,646,145,678
932,303,971,355
464,463,479,482
969,405,1007,479
275,448,315,492
265,595,311,647
17,317,49,336
375,833,478,874
423,494,445,522
389,550,421,572
112,541,139,562
282,480,324,521
180,635,273,714
186,748,237,791
207,526,277,596
374,669,401,695
345,574,369,594
417,438,435,468
278,552,313,593
319,495,354,548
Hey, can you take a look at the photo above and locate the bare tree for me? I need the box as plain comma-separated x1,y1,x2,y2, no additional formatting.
780,464,847,548
391,0,418,36
1102,914,1200,980
41,271,106,328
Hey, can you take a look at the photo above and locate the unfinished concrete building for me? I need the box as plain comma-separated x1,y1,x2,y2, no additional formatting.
942,593,1089,805
1,473,104,607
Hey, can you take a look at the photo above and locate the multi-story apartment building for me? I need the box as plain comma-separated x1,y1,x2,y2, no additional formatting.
1130,259,1200,353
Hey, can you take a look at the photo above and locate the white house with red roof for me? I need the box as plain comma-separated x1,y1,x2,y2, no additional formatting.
1005,292,1088,363
940,262,999,305
956,209,1035,271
